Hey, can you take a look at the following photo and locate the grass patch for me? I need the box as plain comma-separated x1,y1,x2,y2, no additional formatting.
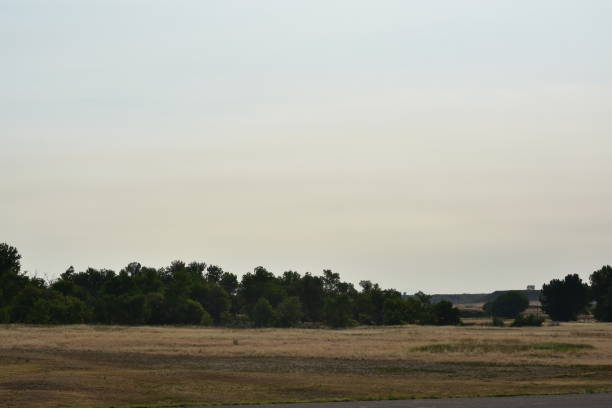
2,324,611,408
412,342,594,354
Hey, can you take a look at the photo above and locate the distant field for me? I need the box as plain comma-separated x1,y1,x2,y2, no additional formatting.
1,322,612,408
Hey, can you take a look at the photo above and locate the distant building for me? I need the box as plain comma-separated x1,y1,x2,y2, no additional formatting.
526,285,535,291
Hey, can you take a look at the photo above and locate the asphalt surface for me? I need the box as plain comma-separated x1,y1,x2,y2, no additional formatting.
192,394,612,408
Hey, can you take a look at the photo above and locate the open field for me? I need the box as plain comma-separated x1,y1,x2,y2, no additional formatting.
1,322,612,408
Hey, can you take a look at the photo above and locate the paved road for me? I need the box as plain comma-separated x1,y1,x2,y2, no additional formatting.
192,394,612,408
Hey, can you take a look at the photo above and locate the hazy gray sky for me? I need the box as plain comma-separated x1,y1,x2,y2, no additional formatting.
2,0,612,293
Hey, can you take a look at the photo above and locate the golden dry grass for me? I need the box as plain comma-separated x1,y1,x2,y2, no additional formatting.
1,322,612,408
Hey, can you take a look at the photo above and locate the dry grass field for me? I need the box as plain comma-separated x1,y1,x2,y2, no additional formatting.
1,322,612,408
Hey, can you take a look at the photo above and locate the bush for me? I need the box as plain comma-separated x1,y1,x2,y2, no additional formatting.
163,298,212,325
221,312,252,328
178,299,212,325
491,316,505,327
200,308,213,326
511,314,544,327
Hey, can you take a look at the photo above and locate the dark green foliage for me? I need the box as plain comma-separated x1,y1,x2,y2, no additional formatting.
0,243,29,309
541,274,590,321
484,291,529,318
593,287,612,322
10,285,47,322
0,243,21,277
0,242,467,328
511,314,544,327
238,267,286,309
60,267,115,299
323,295,354,328
431,301,461,325
144,292,166,324
251,298,275,327
175,298,212,325
0,307,9,323
275,296,302,327
191,282,230,324
382,297,408,325
590,266,612,322
26,293,91,324
218,271,239,296
296,273,325,322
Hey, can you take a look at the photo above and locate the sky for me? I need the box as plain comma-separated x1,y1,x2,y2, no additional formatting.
2,0,612,293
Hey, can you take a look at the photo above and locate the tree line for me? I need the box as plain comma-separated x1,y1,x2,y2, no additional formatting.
3,243,611,327
0,243,460,327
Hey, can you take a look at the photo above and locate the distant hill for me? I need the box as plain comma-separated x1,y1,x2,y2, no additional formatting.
408,290,541,305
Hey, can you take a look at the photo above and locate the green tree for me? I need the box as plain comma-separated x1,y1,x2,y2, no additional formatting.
590,266,612,322
486,291,529,319
323,295,353,328
9,284,46,322
0,243,21,277
276,296,302,327
251,297,275,327
382,297,409,325
191,282,230,323
219,272,239,296
0,243,30,311
298,273,324,322
541,274,590,321
412,291,434,324
431,301,461,325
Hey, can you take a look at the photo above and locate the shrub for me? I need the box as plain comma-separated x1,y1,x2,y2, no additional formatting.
200,308,213,326
511,314,544,327
168,298,212,325
491,316,505,327
222,313,252,328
